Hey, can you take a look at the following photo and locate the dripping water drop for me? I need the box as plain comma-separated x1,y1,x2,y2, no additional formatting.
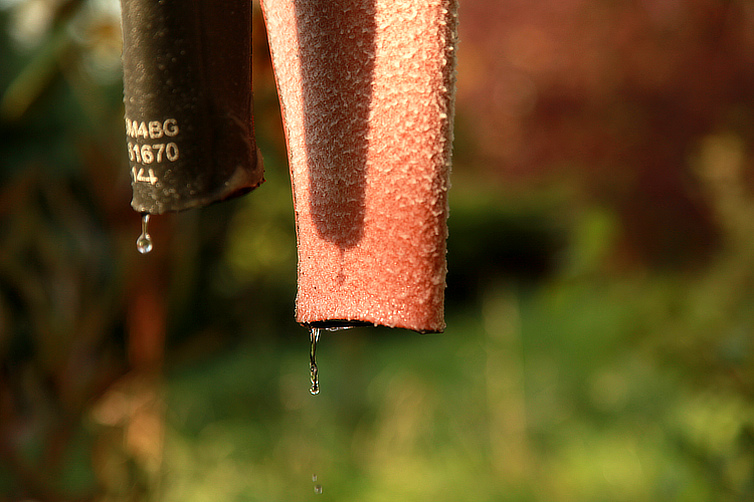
136,213,153,254
309,326,321,395
312,475,323,494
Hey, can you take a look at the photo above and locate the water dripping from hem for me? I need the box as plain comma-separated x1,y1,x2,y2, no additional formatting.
136,213,153,254
309,326,321,395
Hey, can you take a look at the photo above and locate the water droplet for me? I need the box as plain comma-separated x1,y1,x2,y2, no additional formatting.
136,213,153,254
309,326,321,395
312,473,323,492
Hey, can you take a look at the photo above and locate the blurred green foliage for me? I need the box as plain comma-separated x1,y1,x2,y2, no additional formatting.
1,0,754,501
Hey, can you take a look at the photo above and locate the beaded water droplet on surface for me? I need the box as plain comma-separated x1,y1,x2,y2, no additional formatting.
136,213,153,254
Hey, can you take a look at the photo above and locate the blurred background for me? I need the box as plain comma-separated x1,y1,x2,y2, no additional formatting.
2,0,754,500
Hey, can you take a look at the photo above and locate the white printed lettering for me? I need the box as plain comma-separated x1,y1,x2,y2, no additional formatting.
163,118,179,136
148,121,164,139
127,141,179,166
125,118,135,138
165,142,179,161
131,167,158,185
153,143,165,162
140,144,154,164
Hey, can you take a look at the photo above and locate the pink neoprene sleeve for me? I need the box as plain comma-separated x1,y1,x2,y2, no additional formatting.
262,0,458,332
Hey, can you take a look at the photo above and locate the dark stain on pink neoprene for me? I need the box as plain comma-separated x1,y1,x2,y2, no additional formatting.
294,0,376,249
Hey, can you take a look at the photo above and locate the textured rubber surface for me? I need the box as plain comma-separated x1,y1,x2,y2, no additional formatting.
121,0,263,214
262,0,458,333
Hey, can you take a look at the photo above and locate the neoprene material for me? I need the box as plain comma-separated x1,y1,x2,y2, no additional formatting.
120,0,263,214
262,0,458,333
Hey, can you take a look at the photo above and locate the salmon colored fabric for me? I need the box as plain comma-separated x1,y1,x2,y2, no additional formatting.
262,0,458,332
